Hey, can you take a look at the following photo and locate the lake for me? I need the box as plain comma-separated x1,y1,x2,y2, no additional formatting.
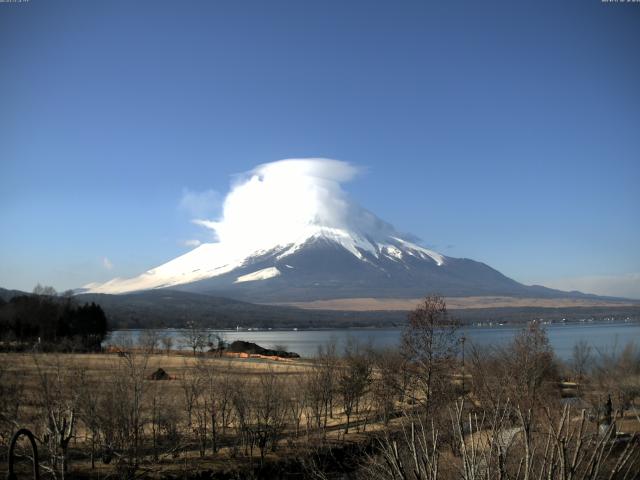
106,321,640,361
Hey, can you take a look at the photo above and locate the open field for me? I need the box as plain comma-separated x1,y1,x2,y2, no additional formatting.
1,351,315,380
0,349,401,479
278,295,640,311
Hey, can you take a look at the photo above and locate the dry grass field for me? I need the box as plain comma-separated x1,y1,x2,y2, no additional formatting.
277,295,640,311
0,350,395,479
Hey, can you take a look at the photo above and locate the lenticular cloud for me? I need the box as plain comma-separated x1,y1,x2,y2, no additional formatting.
193,158,398,252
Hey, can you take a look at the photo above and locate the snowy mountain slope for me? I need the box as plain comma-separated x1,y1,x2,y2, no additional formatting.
166,236,563,302
84,158,585,302
84,224,578,302
84,225,446,296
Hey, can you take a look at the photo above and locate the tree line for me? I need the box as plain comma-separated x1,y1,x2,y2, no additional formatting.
0,284,108,351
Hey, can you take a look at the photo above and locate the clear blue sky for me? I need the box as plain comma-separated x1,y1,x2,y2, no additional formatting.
1,0,639,297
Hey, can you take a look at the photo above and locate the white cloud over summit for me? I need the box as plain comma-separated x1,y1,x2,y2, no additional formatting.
179,188,221,218
191,158,400,253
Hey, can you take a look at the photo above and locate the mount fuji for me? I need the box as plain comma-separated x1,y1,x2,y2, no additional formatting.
83,159,591,304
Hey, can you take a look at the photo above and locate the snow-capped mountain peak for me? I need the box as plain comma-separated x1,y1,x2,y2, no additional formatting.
85,223,445,294
85,159,539,302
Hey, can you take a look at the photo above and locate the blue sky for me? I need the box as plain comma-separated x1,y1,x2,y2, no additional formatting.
1,0,639,297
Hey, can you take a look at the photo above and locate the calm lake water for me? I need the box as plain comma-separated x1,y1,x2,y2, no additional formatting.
106,321,640,361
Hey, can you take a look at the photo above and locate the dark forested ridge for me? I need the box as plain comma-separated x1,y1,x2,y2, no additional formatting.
74,289,404,328
1,287,639,331
72,290,640,329
0,288,108,351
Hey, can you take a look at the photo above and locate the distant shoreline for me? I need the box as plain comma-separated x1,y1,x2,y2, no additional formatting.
104,321,640,361
109,318,640,333
275,295,640,311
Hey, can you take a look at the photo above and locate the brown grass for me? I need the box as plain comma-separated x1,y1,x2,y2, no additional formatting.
274,296,638,311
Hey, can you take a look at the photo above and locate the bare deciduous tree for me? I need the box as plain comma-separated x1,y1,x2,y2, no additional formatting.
138,330,159,353
179,365,202,429
76,369,101,469
33,355,77,480
372,348,412,424
160,335,173,353
338,339,372,434
0,362,23,458
254,366,288,464
402,295,459,411
102,347,151,478
571,340,592,382
593,341,640,420
181,321,210,356
287,371,308,438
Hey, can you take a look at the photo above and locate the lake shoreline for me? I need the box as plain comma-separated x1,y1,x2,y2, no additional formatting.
106,321,640,361
107,318,640,332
